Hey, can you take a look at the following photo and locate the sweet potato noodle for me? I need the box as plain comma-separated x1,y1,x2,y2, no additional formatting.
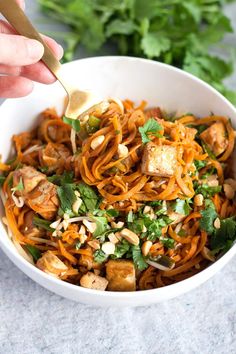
1,99,236,292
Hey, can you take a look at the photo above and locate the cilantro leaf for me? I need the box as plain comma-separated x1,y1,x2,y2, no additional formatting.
39,0,236,104
194,160,207,170
106,19,136,37
112,240,131,259
127,211,134,222
141,33,171,58
92,216,108,237
93,249,108,263
33,216,53,232
11,177,24,192
172,198,192,216
128,218,145,235
25,245,42,262
57,184,76,215
138,118,163,144
48,171,74,185
145,216,172,242
106,209,119,218
132,245,148,271
77,182,100,212
200,199,218,235
160,237,175,249
210,217,236,253
63,116,80,133
75,241,81,250
200,140,216,160
195,183,222,198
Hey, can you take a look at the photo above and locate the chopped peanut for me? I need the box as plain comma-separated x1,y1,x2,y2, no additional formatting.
88,240,100,250
83,219,97,233
101,242,115,255
108,233,119,244
225,178,236,191
194,193,204,207
72,198,82,214
213,217,221,229
117,144,129,158
120,228,139,246
223,183,235,199
141,241,153,256
91,135,105,150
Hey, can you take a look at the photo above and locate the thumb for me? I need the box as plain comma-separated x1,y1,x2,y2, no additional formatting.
16,0,25,10
0,34,44,66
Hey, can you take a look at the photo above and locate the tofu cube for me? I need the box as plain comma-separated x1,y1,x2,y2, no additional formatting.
80,272,108,291
106,260,136,291
199,121,228,156
141,143,177,177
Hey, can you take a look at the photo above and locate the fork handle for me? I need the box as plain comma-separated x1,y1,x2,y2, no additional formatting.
0,0,62,79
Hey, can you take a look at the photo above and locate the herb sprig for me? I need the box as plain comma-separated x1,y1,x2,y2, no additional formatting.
40,0,236,103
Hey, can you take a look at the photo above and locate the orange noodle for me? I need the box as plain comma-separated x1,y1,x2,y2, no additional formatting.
0,100,235,291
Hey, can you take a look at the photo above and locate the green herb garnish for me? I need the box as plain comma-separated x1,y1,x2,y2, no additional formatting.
112,240,131,259
48,171,74,185
57,184,77,215
106,209,119,218
201,140,216,160
25,245,42,262
200,199,218,235
172,198,192,216
63,116,80,132
138,118,163,143
75,241,82,250
145,216,172,242
86,115,101,134
77,182,100,212
195,183,222,198
132,245,148,271
11,177,24,192
160,237,175,249
210,216,236,254
93,249,108,263
194,160,207,171
38,166,49,173
39,0,236,104
92,216,108,237
33,217,53,232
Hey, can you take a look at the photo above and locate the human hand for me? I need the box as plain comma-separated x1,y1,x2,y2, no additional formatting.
0,0,63,98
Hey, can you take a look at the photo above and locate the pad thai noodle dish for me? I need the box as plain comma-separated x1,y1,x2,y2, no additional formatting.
1,99,236,292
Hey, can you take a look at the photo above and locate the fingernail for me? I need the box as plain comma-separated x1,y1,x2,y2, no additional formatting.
20,0,25,11
58,44,64,59
26,39,44,61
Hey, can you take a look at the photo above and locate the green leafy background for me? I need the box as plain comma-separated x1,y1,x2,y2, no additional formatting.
39,0,236,103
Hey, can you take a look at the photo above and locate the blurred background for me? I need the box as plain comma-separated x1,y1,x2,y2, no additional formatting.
31,0,236,103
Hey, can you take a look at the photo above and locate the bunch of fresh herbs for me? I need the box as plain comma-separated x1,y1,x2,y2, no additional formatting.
39,0,236,103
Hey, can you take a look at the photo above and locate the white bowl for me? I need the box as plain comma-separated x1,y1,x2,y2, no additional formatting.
0,57,236,307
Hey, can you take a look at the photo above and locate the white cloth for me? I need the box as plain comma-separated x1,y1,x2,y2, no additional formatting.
0,248,236,354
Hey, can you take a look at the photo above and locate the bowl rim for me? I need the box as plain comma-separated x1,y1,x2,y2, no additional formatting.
0,55,236,299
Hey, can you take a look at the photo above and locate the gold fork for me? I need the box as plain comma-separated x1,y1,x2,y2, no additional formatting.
0,0,97,120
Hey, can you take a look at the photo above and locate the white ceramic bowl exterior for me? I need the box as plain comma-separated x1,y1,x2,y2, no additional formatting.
0,57,235,307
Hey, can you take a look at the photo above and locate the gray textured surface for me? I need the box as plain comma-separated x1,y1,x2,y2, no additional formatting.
0,1,236,353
